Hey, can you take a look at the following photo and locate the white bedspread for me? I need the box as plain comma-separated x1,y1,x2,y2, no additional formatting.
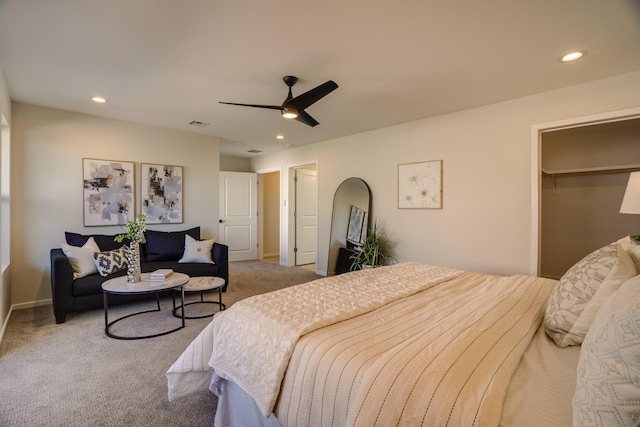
167,263,555,426
275,271,556,427
209,263,461,416
167,263,461,414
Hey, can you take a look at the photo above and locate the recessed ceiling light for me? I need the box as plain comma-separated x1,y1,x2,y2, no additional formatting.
560,51,586,62
276,135,285,140
91,96,107,103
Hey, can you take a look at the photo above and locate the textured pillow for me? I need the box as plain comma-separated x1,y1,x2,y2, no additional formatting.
573,275,640,427
65,231,129,252
544,242,620,348
179,234,215,264
564,244,637,345
144,227,200,262
61,237,100,279
93,246,129,277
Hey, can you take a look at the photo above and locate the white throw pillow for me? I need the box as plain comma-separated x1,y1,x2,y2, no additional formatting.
544,242,620,347
566,243,637,343
617,235,640,273
179,234,215,264
573,274,640,427
628,244,640,273
61,236,100,279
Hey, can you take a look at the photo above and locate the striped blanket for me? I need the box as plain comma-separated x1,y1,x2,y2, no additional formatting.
167,263,555,427
275,271,555,427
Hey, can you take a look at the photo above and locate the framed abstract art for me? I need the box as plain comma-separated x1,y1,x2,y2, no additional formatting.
141,163,183,224
82,158,135,226
398,160,443,209
347,205,365,244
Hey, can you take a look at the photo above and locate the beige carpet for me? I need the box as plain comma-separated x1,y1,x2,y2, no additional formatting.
0,261,321,427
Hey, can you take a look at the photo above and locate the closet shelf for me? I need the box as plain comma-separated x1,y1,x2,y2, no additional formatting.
542,164,640,176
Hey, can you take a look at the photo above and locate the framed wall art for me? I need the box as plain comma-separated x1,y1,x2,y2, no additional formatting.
346,205,365,244
141,163,183,224
398,160,443,209
83,158,135,226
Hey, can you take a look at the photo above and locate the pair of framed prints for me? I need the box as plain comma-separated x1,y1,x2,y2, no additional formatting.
82,158,183,226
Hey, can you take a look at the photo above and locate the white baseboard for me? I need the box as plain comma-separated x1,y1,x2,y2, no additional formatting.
12,298,52,310
0,304,12,348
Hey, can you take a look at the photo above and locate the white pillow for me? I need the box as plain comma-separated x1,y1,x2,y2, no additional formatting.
544,242,620,347
61,236,100,279
178,234,215,264
566,243,637,343
627,243,640,273
573,274,640,427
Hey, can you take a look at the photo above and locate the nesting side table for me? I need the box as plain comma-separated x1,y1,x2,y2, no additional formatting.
172,276,226,319
102,272,189,340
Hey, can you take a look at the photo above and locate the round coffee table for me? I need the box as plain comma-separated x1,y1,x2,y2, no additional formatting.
102,272,189,340
172,276,226,319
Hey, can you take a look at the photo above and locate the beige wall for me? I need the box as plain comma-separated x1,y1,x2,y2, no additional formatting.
251,71,640,276
11,103,220,307
0,67,11,337
220,154,252,172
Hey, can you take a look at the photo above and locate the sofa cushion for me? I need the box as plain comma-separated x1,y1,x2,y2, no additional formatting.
179,235,215,264
65,232,129,252
62,237,100,279
144,227,200,262
93,246,129,277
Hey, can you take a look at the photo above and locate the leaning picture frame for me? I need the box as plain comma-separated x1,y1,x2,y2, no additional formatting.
346,205,365,244
82,158,135,226
141,163,183,224
398,160,443,209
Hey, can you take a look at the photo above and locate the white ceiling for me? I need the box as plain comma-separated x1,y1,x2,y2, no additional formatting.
1,0,639,157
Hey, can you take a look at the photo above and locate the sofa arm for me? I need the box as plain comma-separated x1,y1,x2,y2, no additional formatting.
50,249,75,324
211,243,229,291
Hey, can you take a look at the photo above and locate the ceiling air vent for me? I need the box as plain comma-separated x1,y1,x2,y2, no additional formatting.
188,120,210,127
247,149,262,154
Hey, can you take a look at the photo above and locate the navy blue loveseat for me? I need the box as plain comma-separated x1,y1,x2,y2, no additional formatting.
50,227,228,324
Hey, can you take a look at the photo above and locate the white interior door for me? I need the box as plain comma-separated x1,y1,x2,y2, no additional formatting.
219,171,257,262
295,168,317,265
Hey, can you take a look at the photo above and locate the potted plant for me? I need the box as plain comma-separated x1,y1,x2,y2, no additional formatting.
350,221,396,270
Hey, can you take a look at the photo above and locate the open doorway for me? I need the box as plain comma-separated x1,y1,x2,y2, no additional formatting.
258,170,281,264
531,107,640,276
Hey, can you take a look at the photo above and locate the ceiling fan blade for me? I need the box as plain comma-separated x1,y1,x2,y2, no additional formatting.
295,110,320,127
219,102,283,111
288,80,338,111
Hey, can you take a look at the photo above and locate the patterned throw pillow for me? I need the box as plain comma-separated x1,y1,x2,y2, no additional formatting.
93,246,129,277
573,274,640,427
544,242,623,348
178,234,215,264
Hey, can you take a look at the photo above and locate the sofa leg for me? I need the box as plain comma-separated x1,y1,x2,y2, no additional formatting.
55,312,67,324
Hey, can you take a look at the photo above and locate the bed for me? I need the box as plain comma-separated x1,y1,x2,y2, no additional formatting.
167,238,640,427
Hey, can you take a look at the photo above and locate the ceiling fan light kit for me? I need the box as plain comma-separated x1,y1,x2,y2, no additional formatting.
220,75,338,127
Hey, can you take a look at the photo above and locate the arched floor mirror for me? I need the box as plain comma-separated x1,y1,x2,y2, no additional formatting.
328,178,372,275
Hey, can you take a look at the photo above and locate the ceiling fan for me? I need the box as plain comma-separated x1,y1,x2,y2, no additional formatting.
219,76,338,127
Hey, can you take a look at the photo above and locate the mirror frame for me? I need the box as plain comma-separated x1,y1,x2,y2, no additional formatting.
327,177,372,275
